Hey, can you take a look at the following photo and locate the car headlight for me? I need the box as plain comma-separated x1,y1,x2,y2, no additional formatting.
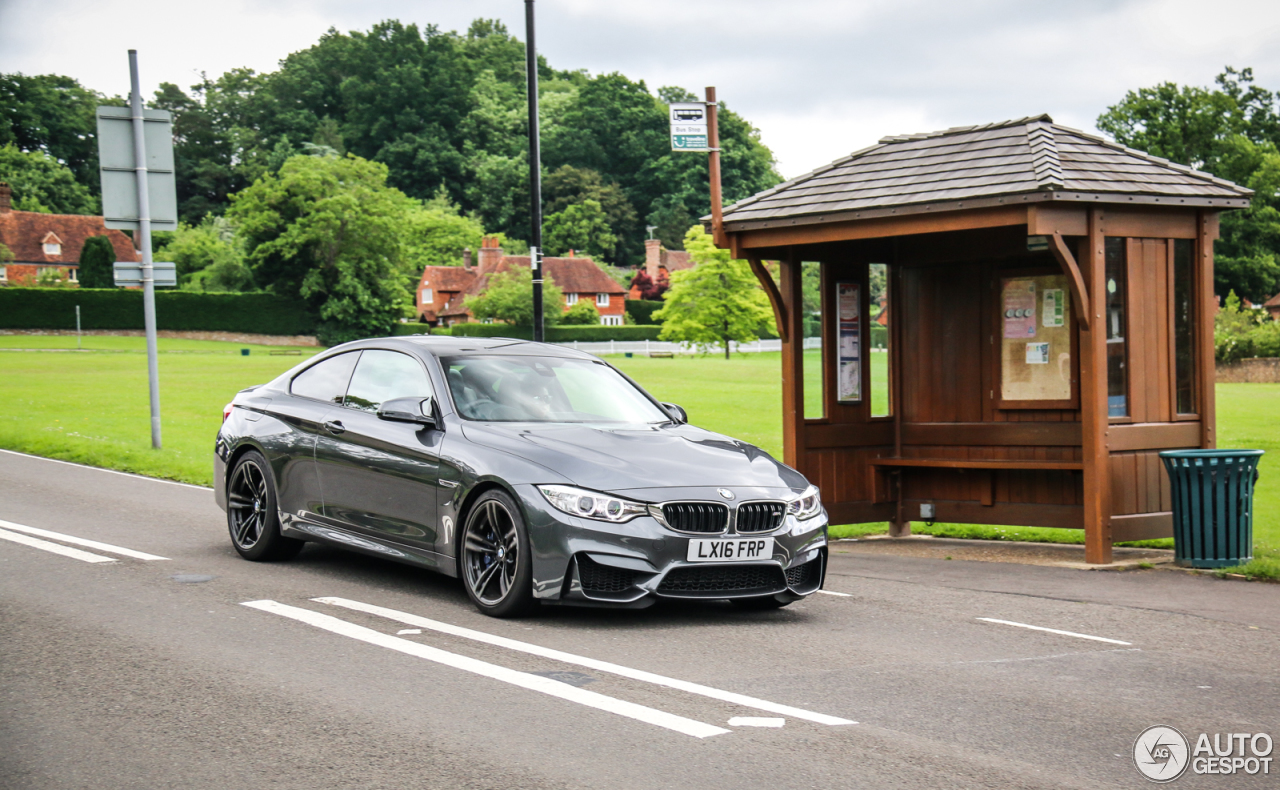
538,485,648,523
787,485,823,520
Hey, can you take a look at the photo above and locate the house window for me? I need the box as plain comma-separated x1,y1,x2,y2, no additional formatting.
37,266,59,279
421,288,433,304
43,242,61,256
600,315,622,326
565,293,578,306
596,293,609,307
0,266,6,282
67,268,78,282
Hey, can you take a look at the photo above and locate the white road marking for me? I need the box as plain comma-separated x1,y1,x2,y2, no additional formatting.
243,600,729,739
816,589,851,597
0,448,212,491
976,618,1132,645
0,526,116,563
315,596,857,726
0,519,168,561
729,717,785,727
397,629,422,635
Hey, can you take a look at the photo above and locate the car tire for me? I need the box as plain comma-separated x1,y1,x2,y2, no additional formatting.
460,489,537,618
730,595,791,611
226,450,304,562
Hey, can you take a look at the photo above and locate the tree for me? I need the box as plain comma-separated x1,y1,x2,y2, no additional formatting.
0,144,98,214
560,299,599,325
654,225,773,358
1098,67,1280,302
464,267,563,326
402,188,488,268
229,154,416,344
542,199,618,261
77,236,116,288
629,268,666,300
0,73,109,191
543,165,639,262
154,215,254,292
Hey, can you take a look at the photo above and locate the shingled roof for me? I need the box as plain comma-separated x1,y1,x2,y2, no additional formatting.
718,115,1252,232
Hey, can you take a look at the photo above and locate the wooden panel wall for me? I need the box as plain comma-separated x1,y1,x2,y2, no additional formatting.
1109,451,1173,515
1123,239,1173,423
900,263,985,423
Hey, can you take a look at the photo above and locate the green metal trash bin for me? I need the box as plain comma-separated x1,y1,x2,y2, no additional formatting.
1159,449,1264,568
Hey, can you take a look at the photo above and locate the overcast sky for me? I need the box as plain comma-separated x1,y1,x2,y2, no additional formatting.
2,0,1279,179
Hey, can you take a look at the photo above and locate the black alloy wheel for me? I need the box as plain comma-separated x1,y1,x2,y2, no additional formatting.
227,451,304,561
461,490,536,617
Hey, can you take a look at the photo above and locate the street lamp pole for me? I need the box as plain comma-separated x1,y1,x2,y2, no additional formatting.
525,0,544,343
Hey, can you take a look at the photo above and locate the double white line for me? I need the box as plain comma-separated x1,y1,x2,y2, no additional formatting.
0,518,168,562
244,597,857,739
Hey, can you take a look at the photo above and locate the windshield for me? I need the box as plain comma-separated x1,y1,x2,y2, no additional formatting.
443,355,671,423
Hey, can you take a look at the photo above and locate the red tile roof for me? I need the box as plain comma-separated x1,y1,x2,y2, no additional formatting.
435,254,624,320
1265,293,1280,308
418,265,477,293
0,208,139,265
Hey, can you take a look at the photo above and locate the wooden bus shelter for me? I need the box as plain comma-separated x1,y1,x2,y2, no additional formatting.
715,115,1252,563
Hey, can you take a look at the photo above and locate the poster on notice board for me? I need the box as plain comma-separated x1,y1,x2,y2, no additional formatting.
837,282,861,402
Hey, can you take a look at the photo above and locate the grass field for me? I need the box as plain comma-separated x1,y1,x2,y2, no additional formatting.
1,338,1275,577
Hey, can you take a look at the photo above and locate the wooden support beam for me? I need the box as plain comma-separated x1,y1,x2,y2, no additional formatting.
1049,231,1091,331
1080,209,1113,564
779,250,805,468
1197,211,1217,449
746,254,788,342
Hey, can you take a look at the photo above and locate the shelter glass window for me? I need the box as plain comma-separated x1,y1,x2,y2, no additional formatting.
803,261,824,419
869,263,891,417
997,273,1074,406
1105,238,1128,417
1172,239,1196,415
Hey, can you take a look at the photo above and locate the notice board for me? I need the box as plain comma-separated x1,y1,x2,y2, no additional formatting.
998,274,1075,407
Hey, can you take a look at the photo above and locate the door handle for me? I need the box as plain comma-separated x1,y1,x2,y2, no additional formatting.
323,420,345,435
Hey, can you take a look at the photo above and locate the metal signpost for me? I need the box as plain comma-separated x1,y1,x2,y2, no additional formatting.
669,88,726,247
525,0,545,343
97,50,177,449
113,261,177,287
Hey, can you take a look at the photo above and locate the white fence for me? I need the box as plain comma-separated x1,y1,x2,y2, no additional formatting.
552,337,824,355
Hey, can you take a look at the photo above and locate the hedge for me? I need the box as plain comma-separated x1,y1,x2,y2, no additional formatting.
0,288,315,335
418,323,665,342
624,300,664,325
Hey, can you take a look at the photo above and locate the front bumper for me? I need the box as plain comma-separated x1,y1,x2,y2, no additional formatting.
512,484,829,608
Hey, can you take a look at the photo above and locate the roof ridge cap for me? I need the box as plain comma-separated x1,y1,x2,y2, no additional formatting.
1025,120,1064,190
878,114,1054,144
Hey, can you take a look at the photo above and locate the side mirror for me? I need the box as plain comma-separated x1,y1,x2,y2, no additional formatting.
378,396,436,428
660,402,687,424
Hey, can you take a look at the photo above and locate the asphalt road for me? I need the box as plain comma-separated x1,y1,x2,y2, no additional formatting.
1,449,1276,790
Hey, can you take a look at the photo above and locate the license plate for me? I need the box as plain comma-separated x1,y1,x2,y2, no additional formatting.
686,537,774,562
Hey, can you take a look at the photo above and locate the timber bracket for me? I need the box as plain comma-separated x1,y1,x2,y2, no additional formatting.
746,253,788,342
1049,231,1091,331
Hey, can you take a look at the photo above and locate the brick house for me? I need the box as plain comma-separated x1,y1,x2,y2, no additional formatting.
628,238,693,300
416,237,627,327
0,183,139,286
1265,293,1280,322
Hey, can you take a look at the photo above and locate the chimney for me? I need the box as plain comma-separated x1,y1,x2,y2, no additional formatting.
644,238,662,280
0,182,10,214
477,235,503,274
568,249,575,258
462,247,472,271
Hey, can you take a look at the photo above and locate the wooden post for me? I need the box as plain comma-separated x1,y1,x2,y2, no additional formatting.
1081,208,1113,564
780,249,805,468
706,87,727,249
1197,210,1217,449
888,260,909,537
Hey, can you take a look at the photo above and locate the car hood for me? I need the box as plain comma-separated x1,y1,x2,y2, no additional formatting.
459,421,807,495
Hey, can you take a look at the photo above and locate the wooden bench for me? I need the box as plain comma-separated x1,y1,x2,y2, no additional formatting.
268,349,303,356
869,457,1083,505
648,351,674,358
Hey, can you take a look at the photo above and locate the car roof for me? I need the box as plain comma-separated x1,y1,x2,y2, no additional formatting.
379,335,601,360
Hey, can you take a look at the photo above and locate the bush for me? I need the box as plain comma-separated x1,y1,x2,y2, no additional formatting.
560,300,600,325
625,299,664,325
0,288,315,335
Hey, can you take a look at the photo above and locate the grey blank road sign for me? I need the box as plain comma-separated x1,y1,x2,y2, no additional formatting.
113,261,177,287
97,106,177,231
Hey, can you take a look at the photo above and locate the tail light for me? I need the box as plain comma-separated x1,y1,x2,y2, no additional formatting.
223,402,235,422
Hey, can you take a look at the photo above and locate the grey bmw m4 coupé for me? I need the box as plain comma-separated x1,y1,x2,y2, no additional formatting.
215,336,828,617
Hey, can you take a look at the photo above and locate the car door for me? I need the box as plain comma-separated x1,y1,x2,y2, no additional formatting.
313,349,442,549
270,350,360,520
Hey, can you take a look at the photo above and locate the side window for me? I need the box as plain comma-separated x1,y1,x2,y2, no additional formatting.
290,352,359,404
344,350,434,413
